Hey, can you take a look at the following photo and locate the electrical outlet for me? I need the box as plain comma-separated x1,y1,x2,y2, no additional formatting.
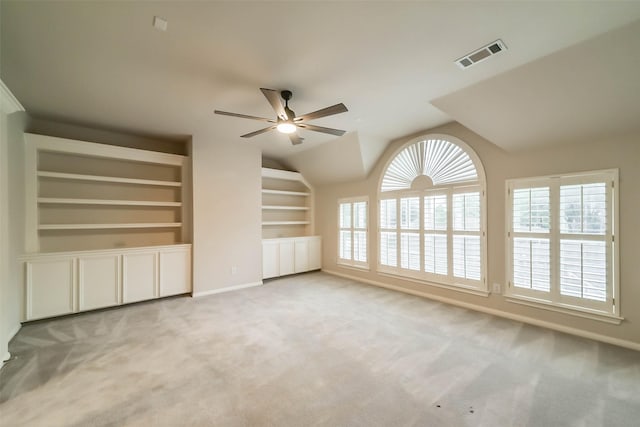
492,283,501,294
231,266,238,275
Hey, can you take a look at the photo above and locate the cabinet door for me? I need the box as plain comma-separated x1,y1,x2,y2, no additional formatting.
123,252,158,303
308,237,322,271
26,258,75,320
279,241,295,276
78,254,120,311
160,248,191,297
262,242,279,279
294,240,309,273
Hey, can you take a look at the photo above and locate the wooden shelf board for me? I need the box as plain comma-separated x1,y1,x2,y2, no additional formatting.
38,171,182,187
261,205,309,211
261,221,310,226
261,189,310,196
38,198,182,207
39,222,182,230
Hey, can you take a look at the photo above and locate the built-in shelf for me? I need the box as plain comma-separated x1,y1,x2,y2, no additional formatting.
37,171,182,187
26,134,189,253
261,189,310,197
261,167,314,239
39,222,182,231
38,198,182,207
262,221,310,226
261,205,309,211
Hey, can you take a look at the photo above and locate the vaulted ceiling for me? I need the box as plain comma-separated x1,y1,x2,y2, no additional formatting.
2,2,639,183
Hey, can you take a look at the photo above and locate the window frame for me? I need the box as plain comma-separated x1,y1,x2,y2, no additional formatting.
377,134,488,296
505,169,621,323
338,196,369,270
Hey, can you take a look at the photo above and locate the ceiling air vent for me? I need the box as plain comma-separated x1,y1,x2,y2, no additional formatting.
455,39,507,69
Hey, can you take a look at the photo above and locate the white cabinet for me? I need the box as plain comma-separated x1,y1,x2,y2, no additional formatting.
78,254,120,311
262,236,321,279
294,240,309,273
279,241,295,276
26,258,75,320
22,244,191,321
308,237,322,271
262,241,279,280
123,252,158,303
160,248,191,297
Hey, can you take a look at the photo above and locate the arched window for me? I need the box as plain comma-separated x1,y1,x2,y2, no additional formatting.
378,134,488,294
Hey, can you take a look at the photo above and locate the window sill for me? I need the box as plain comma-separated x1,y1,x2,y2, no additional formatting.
337,261,370,272
505,294,623,325
377,269,489,297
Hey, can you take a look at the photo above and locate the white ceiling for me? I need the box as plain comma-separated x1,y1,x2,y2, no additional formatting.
2,1,640,166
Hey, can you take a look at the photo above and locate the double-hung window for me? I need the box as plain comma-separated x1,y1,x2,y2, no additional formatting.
338,197,368,268
378,135,487,294
506,170,620,321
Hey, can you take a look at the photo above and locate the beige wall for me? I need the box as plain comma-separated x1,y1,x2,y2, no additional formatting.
316,121,640,348
191,134,263,294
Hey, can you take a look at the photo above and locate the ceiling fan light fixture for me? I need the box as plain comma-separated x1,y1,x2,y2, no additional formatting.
277,121,297,134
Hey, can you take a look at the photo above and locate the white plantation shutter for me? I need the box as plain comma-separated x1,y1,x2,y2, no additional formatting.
560,240,606,301
380,199,397,229
339,230,351,260
424,234,447,275
513,187,550,232
378,135,486,293
338,199,368,267
424,194,447,231
339,203,351,229
400,197,420,271
380,232,397,267
381,139,478,192
401,232,420,270
354,202,367,229
511,187,551,292
452,191,481,281
559,182,608,302
453,235,481,280
353,230,367,263
424,194,447,275
400,197,420,230
513,238,550,292
380,199,397,267
507,171,617,317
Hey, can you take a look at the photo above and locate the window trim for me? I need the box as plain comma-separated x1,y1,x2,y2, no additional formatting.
505,169,621,323
338,196,369,270
377,134,488,294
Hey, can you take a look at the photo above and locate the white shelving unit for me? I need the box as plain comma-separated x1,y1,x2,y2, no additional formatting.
261,167,314,239
25,133,190,253
22,133,192,321
261,167,321,278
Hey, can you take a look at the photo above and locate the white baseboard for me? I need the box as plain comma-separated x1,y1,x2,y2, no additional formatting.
192,281,263,298
323,269,640,352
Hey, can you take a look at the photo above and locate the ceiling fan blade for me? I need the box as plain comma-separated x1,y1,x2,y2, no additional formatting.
296,123,346,136
241,126,276,138
260,88,288,120
294,103,348,122
214,110,275,122
289,133,304,145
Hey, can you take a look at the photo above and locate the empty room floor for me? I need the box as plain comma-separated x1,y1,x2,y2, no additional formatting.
1,272,639,426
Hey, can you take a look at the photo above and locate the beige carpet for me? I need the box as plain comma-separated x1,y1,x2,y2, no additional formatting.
1,271,639,426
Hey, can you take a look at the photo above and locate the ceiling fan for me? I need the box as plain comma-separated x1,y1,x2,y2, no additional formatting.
214,88,348,145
